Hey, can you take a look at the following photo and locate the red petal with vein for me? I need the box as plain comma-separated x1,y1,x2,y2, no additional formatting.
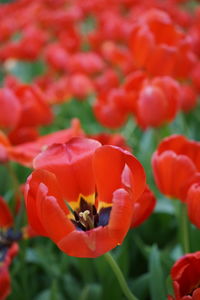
34,138,101,202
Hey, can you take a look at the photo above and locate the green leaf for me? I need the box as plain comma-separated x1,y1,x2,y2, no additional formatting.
131,273,150,300
149,245,167,300
79,284,102,300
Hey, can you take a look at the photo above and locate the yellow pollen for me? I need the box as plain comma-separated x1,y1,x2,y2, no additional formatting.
79,210,90,221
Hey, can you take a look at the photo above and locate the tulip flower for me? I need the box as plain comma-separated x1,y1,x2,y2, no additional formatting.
129,9,197,78
93,88,129,129
123,71,181,129
25,137,146,257
168,251,200,299
152,135,200,202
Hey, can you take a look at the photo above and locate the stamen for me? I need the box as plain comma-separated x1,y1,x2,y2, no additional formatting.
79,210,90,221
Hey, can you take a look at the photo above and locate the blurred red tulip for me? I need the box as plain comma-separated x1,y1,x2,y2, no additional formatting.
152,135,200,201
44,43,70,72
129,9,197,78
123,71,180,129
13,84,53,128
93,88,128,129
168,252,200,299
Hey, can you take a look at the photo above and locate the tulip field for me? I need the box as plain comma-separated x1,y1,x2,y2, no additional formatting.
1,0,200,299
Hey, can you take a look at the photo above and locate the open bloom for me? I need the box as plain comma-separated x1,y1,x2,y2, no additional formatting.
152,135,200,201
25,137,145,257
168,252,200,299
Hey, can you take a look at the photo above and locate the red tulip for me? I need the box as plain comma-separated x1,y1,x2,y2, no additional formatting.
68,74,94,100
123,71,180,129
13,84,53,128
168,252,200,299
25,137,145,257
152,135,200,201
129,9,197,78
44,43,71,72
69,52,105,75
93,88,128,129
94,69,119,95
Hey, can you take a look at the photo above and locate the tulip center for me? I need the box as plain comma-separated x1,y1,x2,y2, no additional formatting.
187,281,200,297
70,197,112,231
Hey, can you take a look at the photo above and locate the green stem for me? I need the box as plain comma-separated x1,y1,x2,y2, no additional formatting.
104,252,138,300
180,203,190,254
6,162,25,229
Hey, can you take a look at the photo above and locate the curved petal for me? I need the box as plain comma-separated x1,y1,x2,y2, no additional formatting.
93,145,145,204
131,185,156,228
156,135,188,155
93,146,126,204
34,138,101,202
37,194,75,243
122,151,146,201
25,169,68,236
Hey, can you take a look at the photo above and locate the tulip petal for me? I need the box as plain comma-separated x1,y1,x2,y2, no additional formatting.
25,169,68,236
34,138,101,202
